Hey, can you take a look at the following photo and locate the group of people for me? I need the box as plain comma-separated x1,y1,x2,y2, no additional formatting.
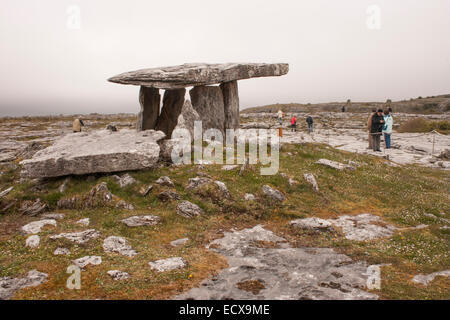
277,110,314,133
367,108,393,151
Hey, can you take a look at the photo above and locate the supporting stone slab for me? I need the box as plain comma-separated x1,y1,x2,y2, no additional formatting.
220,80,240,130
137,86,160,131
156,88,186,138
190,86,225,134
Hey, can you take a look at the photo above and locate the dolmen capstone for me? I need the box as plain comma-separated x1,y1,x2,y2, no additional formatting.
108,63,289,138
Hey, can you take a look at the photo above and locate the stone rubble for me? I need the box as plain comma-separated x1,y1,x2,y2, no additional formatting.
157,190,181,202
290,217,332,231
244,193,256,201
139,184,153,196
19,199,49,216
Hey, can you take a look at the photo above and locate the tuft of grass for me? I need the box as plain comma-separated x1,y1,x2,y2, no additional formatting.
397,118,450,134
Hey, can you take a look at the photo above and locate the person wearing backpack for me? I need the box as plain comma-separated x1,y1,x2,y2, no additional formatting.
370,109,385,152
306,116,314,133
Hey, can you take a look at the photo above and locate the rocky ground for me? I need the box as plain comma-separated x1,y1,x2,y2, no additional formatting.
0,112,449,300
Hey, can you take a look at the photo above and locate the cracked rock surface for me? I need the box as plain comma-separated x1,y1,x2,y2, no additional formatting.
0,270,48,300
176,225,378,300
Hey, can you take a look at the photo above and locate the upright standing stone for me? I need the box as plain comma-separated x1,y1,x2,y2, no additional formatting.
220,80,240,130
137,86,160,131
190,86,225,134
156,89,186,137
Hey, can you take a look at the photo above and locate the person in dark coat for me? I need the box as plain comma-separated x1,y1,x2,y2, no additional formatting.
306,116,314,133
370,109,385,152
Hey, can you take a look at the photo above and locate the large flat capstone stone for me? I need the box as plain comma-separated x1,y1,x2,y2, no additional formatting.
108,63,289,89
20,129,165,179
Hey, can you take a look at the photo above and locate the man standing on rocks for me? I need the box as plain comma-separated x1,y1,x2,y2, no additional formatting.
306,116,314,133
73,118,85,133
367,109,376,149
370,109,385,152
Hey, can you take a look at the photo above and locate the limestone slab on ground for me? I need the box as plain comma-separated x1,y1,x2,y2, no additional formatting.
330,214,396,241
176,225,378,300
121,215,161,227
108,63,289,89
0,269,48,300
103,236,137,257
412,270,450,285
107,270,130,281
149,257,187,272
72,256,102,269
20,129,165,178
50,229,100,244
21,219,57,234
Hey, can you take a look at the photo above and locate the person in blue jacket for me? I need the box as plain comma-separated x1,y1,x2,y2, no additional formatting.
382,109,393,149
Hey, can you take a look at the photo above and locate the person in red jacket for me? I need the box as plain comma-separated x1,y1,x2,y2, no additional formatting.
290,115,297,132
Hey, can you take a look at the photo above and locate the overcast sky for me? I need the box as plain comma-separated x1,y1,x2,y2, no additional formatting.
0,0,449,116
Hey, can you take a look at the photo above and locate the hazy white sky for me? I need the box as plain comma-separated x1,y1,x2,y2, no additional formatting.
0,0,449,116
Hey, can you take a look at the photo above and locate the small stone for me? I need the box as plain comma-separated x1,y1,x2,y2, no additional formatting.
186,177,212,190
72,256,102,269
222,165,239,171
316,159,355,171
157,190,181,202
121,215,161,227
155,176,174,187
112,173,136,188
244,193,256,201
58,178,70,193
103,236,137,257
261,185,286,202
50,229,100,244
412,270,450,285
0,187,13,200
290,218,332,231
107,270,130,281
214,181,231,199
53,247,70,255
21,219,57,234
76,218,90,226
304,173,319,192
139,184,153,196
176,201,204,218
19,199,48,216
170,238,189,247
41,213,65,220
25,235,40,248
148,257,187,272
115,200,134,210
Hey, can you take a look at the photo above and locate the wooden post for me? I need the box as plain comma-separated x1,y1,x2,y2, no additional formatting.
278,127,283,137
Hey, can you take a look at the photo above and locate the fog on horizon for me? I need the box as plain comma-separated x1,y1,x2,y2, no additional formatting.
0,0,449,117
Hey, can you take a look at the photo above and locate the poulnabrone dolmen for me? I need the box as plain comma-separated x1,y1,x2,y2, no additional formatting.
108,63,289,137
20,63,288,179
